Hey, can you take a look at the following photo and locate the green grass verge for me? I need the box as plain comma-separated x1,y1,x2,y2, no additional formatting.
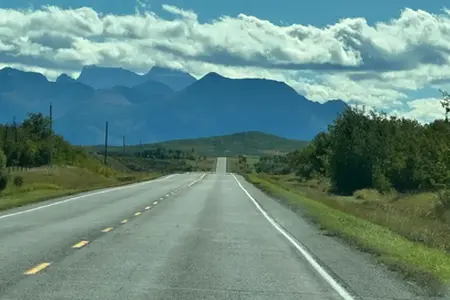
0,167,162,212
246,174,450,295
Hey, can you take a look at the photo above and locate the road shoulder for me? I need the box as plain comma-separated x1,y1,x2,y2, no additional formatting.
234,174,438,300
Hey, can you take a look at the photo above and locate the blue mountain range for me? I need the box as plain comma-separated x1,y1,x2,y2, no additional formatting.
0,65,347,145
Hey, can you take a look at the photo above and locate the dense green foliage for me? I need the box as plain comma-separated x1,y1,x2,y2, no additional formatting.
256,105,450,195
112,147,196,160
0,149,7,192
0,149,6,170
0,113,90,168
13,175,23,187
0,113,119,178
91,145,203,173
255,154,292,174
85,131,308,157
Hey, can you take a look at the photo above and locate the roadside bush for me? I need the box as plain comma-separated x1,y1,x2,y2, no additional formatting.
436,189,450,220
0,149,6,170
116,175,136,182
13,175,24,187
0,171,8,192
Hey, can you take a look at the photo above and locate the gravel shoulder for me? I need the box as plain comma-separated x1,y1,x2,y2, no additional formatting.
235,174,448,300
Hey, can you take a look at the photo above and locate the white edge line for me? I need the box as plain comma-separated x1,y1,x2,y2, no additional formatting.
0,174,177,221
187,173,206,187
231,174,355,300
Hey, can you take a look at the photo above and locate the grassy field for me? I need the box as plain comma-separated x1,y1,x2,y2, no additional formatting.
86,131,308,157
245,173,450,295
186,157,217,171
226,155,259,173
0,154,217,212
0,166,161,212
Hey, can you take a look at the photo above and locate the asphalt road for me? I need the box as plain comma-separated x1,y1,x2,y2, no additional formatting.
0,158,431,299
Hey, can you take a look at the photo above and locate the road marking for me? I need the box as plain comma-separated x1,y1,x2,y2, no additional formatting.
72,240,89,249
165,194,170,197
121,219,128,224
153,201,158,205
145,206,151,210
134,212,141,216
0,174,177,221
187,174,206,187
102,227,113,233
231,174,355,300
24,262,51,275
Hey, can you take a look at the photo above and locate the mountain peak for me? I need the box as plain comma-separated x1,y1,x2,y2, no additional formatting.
202,72,224,80
145,66,197,91
77,65,143,89
0,67,48,85
76,65,196,91
56,73,76,83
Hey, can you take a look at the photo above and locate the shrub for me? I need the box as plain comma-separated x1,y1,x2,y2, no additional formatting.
0,149,6,170
0,171,8,192
436,189,450,219
13,175,24,187
117,175,136,182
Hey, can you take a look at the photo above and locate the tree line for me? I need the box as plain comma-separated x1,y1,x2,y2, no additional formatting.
0,113,88,169
111,147,197,160
0,112,100,191
256,96,450,195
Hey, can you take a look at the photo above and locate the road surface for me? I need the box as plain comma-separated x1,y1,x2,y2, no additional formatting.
0,158,430,299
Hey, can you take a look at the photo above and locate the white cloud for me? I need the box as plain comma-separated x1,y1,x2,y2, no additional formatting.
390,98,445,123
0,5,450,122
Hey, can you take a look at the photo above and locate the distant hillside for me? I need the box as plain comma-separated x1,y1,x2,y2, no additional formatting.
86,131,309,157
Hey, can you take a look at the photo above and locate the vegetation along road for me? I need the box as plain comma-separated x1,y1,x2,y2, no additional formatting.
0,157,436,300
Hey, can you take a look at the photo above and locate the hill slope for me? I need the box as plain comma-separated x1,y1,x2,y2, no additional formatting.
87,131,309,157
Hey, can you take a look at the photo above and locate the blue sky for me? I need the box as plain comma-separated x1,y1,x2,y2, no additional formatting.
0,0,449,122
0,0,445,26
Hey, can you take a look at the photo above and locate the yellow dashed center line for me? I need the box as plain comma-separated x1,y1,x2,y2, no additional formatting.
134,212,141,216
72,240,89,249
145,206,151,210
102,227,113,233
24,262,51,275
121,219,128,224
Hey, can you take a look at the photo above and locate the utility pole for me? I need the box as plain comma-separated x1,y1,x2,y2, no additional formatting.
140,140,143,157
122,135,126,154
13,116,18,143
49,103,53,168
104,121,109,165
3,123,8,146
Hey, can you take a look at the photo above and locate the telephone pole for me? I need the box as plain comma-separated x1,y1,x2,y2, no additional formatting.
140,140,142,157
3,123,8,145
13,116,18,143
104,121,109,165
122,135,126,154
49,103,53,167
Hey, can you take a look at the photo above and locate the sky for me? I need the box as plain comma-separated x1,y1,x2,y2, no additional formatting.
0,0,449,122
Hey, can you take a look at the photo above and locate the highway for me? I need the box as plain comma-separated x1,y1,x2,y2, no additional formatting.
0,158,428,299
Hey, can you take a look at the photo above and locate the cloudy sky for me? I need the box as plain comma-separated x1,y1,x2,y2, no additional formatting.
0,0,449,122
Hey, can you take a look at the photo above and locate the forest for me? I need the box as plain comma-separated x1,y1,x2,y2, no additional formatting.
255,94,450,200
